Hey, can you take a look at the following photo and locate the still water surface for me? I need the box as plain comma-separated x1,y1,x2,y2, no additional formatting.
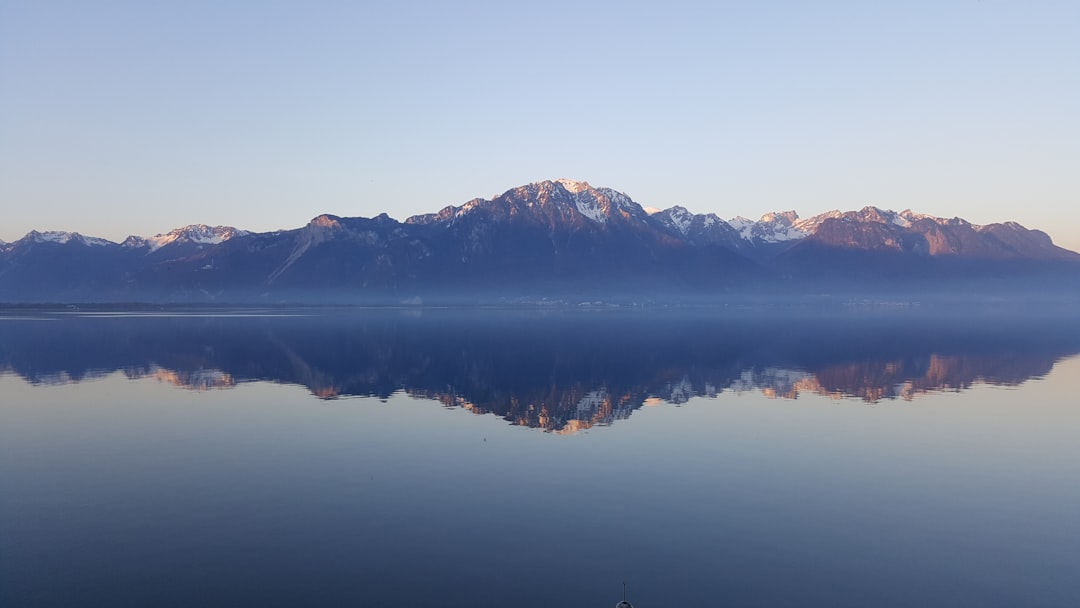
2,308,1079,607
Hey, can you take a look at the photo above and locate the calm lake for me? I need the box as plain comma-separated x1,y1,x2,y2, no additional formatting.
2,307,1079,607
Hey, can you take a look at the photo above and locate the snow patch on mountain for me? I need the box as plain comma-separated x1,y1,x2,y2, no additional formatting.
574,196,607,223
899,209,932,223
454,199,483,218
145,225,249,253
897,209,981,229
730,212,808,243
547,180,643,224
28,231,113,247
791,210,843,233
728,216,754,235
652,206,700,235
555,178,589,194
794,207,971,232
592,186,638,213
664,206,695,235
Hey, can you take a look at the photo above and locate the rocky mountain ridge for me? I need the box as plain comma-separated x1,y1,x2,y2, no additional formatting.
2,179,1078,302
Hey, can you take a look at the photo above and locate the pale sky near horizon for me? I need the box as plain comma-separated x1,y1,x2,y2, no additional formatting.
2,1,1078,250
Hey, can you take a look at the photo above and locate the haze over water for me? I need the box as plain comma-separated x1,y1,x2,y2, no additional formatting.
2,308,1079,607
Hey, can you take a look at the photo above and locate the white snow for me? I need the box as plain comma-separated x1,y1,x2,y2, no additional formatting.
454,199,482,218
728,217,755,239
899,209,963,227
792,210,843,233
574,196,607,223
900,209,927,222
147,234,176,252
31,231,113,247
36,231,76,244
595,187,637,212
146,225,248,253
665,206,693,235
729,213,809,243
555,178,589,193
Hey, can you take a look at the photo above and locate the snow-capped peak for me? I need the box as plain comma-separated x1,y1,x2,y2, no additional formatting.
729,211,808,243
26,230,113,247
546,179,642,224
792,210,844,233
145,224,249,253
554,178,590,193
760,210,800,225
898,209,972,227
899,209,930,222
659,205,695,235
121,235,148,249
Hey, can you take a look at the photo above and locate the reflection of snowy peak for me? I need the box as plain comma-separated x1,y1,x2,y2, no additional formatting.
730,367,815,399
150,365,236,390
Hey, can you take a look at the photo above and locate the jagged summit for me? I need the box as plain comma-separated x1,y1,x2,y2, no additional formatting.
3,179,1078,303
407,179,647,226
308,214,341,228
727,211,807,244
19,230,113,247
141,224,249,253
553,177,590,193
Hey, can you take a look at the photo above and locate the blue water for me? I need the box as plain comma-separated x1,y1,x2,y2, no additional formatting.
2,309,1079,607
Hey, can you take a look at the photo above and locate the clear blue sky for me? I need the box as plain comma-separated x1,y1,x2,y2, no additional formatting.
2,1,1078,250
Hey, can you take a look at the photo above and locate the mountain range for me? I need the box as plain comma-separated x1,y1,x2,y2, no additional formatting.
2,179,1078,303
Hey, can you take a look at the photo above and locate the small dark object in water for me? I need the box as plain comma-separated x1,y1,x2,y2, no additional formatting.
616,582,633,608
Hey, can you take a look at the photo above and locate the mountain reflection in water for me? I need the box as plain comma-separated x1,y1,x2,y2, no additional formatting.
2,308,1077,433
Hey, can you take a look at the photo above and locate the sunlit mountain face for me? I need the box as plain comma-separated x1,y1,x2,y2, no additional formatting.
3,308,1078,433
3,180,1080,303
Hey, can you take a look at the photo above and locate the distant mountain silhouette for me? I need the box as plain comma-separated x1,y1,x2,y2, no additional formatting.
2,180,1078,302
2,309,1078,432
